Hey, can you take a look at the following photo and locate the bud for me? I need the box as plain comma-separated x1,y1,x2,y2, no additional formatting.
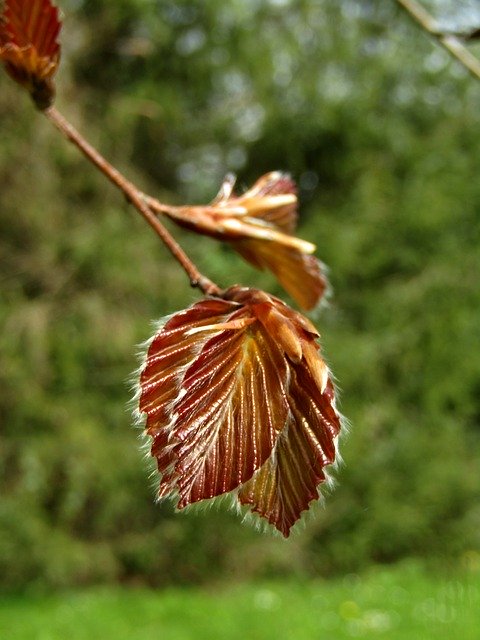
0,0,61,109
160,173,329,310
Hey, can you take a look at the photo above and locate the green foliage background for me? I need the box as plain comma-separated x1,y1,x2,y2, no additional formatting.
1,0,479,592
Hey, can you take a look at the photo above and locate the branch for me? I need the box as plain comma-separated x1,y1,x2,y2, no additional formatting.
44,107,222,297
396,0,480,81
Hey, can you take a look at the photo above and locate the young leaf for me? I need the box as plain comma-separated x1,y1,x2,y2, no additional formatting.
155,173,329,310
0,0,61,109
137,286,341,536
238,371,339,537
234,239,328,312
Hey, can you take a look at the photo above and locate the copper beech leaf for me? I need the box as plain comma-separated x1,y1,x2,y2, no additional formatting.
218,171,298,234
138,286,341,536
238,370,339,537
234,239,328,312
0,0,61,108
157,173,329,310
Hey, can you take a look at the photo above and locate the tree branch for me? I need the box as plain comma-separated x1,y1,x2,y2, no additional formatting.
396,0,480,81
44,106,222,297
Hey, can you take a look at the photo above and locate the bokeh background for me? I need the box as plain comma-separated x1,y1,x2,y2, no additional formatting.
1,0,479,630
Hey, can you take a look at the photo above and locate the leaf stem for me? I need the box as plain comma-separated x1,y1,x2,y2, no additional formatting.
43,106,223,297
396,0,480,81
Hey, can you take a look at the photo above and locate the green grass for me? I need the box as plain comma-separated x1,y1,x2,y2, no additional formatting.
1,561,479,640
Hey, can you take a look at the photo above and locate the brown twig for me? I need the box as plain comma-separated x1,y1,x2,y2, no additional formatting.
396,0,480,81
145,195,176,217
44,106,222,296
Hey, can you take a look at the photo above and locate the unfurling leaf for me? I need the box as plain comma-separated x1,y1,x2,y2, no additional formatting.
158,173,329,310
0,0,61,109
234,239,328,313
137,286,341,537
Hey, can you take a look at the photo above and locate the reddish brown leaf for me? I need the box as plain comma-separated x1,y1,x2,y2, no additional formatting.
218,171,298,234
235,239,328,311
165,173,312,253
0,0,61,108
238,373,340,537
154,172,328,310
140,293,290,506
138,286,341,536
140,298,239,494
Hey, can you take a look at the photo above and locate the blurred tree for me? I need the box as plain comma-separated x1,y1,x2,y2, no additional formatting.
1,0,479,590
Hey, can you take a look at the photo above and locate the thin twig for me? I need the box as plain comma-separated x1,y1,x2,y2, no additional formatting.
396,0,480,81
44,106,222,297
145,195,176,217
